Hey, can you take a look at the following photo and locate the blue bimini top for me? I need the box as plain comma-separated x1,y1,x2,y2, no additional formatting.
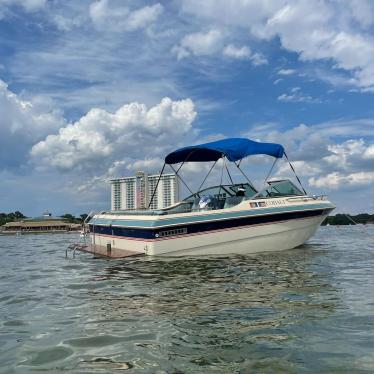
165,138,285,164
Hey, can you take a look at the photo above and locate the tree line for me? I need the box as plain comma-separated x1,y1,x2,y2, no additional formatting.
0,211,26,226
0,212,88,226
60,214,88,224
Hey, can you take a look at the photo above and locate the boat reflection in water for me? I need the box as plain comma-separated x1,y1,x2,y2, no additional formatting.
74,247,338,372
86,138,335,257
92,246,337,318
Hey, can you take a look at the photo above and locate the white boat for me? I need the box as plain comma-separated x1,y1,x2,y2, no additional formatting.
87,138,335,257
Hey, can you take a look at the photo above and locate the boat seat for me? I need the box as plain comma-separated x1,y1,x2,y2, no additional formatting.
192,196,219,211
224,196,245,209
191,197,201,211
215,199,225,209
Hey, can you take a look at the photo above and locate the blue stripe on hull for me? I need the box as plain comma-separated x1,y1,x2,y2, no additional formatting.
89,208,331,240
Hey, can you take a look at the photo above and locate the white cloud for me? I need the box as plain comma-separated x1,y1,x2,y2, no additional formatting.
18,0,46,11
222,44,267,65
126,4,163,31
126,158,164,172
313,118,374,138
31,97,197,174
8,1,181,114
89,0,163,32
253,122,374,161
244,120,374,192
323,139,367,169
276,160,322,178
181,0,284,28
52,13,84,32
172,29,224,59
250,53,268,66
0,0,46,17
181,0,374,91
223,44,251,59
0,79,65,169
173,31,267,65
255,3,374,90
277,68,295,75
278,87,320,103
309,171,374,189
347,0,374,29
89,0,128,29
363,145,374,159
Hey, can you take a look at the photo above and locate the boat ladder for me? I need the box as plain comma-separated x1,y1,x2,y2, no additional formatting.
65,243,89,258
66,211,98,258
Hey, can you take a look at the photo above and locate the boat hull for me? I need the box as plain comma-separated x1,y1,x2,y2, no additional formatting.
150,213,326,256
88,211,329,257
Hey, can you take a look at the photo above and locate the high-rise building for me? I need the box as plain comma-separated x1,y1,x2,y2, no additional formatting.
110,172,179,211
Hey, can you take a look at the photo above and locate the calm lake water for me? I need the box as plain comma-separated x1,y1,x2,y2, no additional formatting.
1,226,374,373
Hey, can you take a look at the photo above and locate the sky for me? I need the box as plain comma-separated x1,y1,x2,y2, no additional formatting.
0,0,374,216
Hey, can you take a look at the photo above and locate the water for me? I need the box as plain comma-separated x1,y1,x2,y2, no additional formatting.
1,227,374,374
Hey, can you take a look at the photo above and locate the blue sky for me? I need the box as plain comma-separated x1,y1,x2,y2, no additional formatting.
1,0,374,216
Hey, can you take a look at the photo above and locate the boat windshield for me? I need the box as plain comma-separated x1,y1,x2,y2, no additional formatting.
105,181,304,216
254,180,305,199
183,183,257,202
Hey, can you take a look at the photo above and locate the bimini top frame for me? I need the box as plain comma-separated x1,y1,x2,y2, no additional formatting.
148,137,305,209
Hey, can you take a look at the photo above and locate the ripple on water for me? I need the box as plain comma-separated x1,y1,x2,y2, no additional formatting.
64,282,108,290
64,333,157,348
3,320,29,327
1,228,374,373
78,357,133,371
21,346,74,366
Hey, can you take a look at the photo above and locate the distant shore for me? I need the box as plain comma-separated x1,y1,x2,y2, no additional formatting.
323,213,374,226
0,211,86,234
2,211,373,230
0,230,79,235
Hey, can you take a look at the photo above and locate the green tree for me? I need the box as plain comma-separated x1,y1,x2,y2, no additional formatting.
14,211,25,219
80,214,88,223
0,211,27,226
61,214,77,223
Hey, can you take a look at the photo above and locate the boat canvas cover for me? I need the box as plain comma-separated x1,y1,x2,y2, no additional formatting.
165,138,284,164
